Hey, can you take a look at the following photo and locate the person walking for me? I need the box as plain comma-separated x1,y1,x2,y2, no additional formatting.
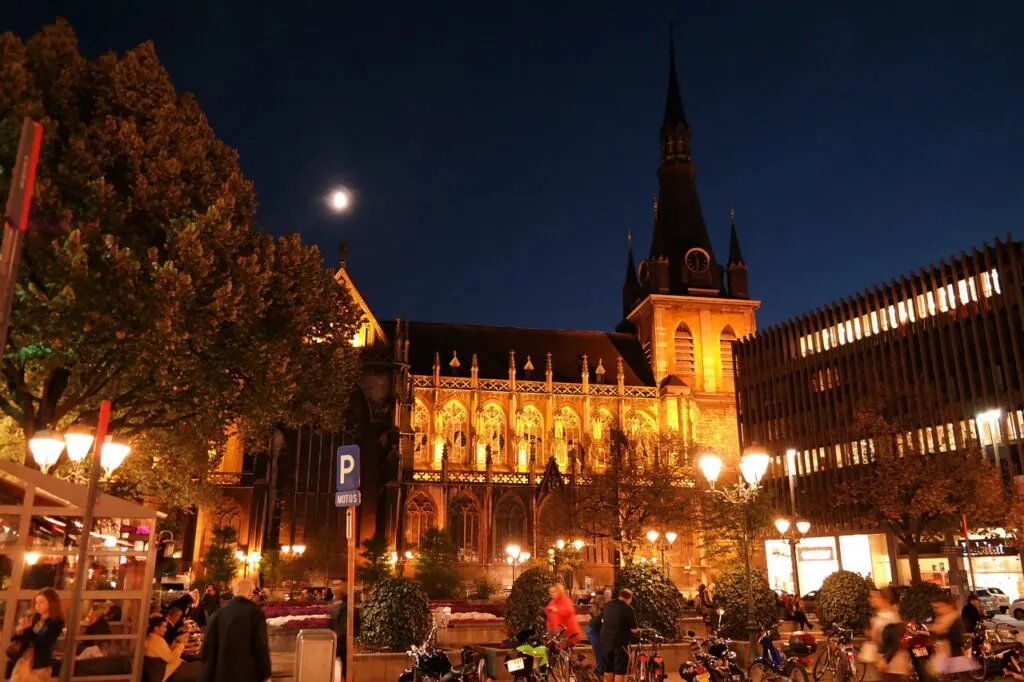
961,594,983,635
545,583,581,642
793,596,811,631
599,588,640,682
198,583,220,627
198,578,272,682
930,593,978,678
586,589,610,676
864,587,909,682
10,588,65,682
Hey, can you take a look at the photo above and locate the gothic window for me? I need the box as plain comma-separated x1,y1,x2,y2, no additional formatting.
674,324,696,377
590,409,615,469
449,494,480,563
515,406,544,467
478,404,506,466
495,494,527,551
413,401,430,466
203,499,243,554
553,407,581,471
437,401,469,465
720,326,737,383
625,411,657,466
405,493,437,547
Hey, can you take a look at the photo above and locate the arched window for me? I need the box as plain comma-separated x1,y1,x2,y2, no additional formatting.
720,326,737,384
495,494,527,551
413,401,430,466
553,407,582,471
203,499,243,554
437,401,469,465
478,404,506,466
405,493,437,546
515,406,544,468
590,409,615,469
674,324,696,377
625,411,657,466
449,494,480,563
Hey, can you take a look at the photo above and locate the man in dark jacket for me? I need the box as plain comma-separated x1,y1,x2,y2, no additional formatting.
199,579,272,682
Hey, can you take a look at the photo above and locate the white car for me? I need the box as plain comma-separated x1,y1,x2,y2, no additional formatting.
976,587,1010,615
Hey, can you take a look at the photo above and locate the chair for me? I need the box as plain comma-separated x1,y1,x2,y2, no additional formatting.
142,655,168,682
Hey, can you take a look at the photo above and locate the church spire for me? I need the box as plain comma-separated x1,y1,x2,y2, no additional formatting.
662,26,688,133
621,230,641,318
727,205,750,299
727,204,744,265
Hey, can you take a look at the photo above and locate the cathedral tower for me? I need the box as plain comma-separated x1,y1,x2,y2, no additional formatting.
620,30,760,449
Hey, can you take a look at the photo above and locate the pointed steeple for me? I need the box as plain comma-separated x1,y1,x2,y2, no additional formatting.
662,26,688,133
727,205,744,265
727,205,750,299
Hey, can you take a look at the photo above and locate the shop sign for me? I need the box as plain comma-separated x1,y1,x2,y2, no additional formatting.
798,547,835,561
956,539,1018,557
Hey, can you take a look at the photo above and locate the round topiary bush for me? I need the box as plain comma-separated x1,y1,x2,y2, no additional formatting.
613,564,687,641
816,571,872,631
505,567,559,635
711,565,778,639
357,577,432,651
898,582,945,623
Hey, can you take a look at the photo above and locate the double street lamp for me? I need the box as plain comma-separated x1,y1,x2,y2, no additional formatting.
645,530,678,579
505,544,531,581
698,448,770,659
774,517,811,597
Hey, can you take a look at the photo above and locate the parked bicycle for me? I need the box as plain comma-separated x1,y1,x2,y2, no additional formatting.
813,624,866,682
629,628,668,682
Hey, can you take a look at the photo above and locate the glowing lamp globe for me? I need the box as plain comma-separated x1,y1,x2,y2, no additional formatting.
328,188,351,213
556,539,566,550
698,453,722,485
774,518,791,535
646,530,660,544
740,449,770,487
506,544,521,560
665,532,678,544
29,430,65,472
796,520,812,535
520,552,531,562
99,440,131,477
572,539,584,551
64,427,95,463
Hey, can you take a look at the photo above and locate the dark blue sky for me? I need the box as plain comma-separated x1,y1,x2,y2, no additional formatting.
6,2,1024,330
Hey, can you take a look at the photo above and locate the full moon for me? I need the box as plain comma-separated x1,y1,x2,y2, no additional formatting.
327,188,351,213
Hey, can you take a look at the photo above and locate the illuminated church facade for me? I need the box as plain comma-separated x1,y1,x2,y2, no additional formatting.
191,38,759,589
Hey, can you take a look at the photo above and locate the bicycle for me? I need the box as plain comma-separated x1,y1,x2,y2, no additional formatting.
813,625,866,682
628,628,668,682
546,625,599,682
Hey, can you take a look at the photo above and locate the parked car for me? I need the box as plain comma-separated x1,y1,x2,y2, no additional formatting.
976,587,1010,616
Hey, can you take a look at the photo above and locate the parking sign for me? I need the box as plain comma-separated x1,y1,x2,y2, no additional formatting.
335,445,361,508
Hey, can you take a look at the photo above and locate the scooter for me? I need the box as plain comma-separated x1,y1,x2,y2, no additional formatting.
502,625,550,682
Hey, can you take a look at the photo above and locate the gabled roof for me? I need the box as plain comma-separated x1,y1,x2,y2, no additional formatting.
335,267,386,344
384,320,656,387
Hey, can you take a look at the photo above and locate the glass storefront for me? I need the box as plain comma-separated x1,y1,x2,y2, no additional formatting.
765,533,892,596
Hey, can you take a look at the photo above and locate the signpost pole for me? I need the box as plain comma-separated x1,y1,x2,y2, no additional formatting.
335,444,361,681
0,117,43,353
346,507,355,681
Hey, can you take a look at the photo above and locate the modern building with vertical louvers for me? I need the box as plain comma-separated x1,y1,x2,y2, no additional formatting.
733,236,1024,597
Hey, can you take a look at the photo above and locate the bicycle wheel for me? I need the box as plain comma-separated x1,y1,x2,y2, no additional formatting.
749,661,770,682
812,647,833,681
790,665,810,682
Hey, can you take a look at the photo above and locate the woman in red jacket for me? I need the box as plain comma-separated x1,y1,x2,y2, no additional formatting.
545,583,581,641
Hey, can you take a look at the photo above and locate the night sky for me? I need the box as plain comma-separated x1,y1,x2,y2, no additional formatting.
5,2,1024,331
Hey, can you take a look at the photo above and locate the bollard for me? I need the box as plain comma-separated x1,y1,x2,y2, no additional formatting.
295,629,339,682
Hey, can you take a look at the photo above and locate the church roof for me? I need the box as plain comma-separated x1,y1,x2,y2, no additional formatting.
383,320,656,387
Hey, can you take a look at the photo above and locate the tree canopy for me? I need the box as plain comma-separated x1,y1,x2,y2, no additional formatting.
0,21,360,506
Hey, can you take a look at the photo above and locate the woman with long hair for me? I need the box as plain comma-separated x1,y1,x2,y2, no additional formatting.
144,615,186,682
11,588,65,682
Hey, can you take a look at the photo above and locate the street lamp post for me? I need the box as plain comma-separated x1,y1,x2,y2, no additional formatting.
699,448,770,660
646,530,678,580
774,517,811,596
28,400,133,682
506,544,530,582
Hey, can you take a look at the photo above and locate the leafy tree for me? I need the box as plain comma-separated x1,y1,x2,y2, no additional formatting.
614,564,687,641
711,564,777,639
413,528,459,599
305,525,338,586
258,549,288,596
505,567,559,635
0,21,360,507
356,533,393,586
565,432,699,564
816,571,872,631
898,582,945,622
358,577,432,652
203,526,242,589
697,482,776,566
836,388,1003,584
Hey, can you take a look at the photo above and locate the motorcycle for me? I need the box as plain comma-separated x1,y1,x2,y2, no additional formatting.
902,619,934,682
968,621,1020,681
683,623,746,682
398,627,486,682
502,625,550,682
749,627,814,682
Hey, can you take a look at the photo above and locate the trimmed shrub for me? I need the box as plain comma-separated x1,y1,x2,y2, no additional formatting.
711,565,778,639
613,565,687,641
898,582,945,623
470,573,500,600
505,567,559,635
358,577,432,652
816,571,872,631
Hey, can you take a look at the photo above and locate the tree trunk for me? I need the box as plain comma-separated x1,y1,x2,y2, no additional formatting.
907,542,922,584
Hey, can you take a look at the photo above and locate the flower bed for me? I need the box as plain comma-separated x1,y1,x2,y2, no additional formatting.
430,601,505,618
271,615,332,630
262,603,331,619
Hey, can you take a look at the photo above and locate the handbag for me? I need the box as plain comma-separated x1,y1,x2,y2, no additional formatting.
5,639,25,660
